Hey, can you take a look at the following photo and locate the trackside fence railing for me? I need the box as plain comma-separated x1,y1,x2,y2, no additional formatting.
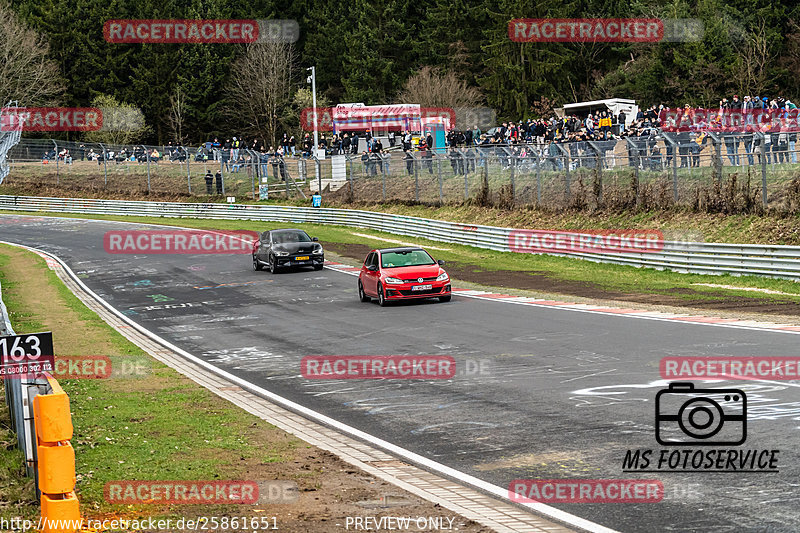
1,195,800,280
1,250,81,516
4,135,800,210
1,278,40,482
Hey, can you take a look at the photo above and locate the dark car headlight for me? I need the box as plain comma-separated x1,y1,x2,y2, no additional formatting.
274,250,289,256
313,245,324,255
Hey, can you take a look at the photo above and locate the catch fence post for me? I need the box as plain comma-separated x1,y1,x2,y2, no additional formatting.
143,146,151,193
536,149,542,206
184,146,191,194
100,144,108,186
53,141,59,186
759,132,768,208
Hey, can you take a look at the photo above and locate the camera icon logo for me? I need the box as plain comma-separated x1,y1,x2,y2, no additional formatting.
655,382,747,446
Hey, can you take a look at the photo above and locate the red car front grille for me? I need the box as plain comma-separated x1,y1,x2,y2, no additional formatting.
398,287,443,296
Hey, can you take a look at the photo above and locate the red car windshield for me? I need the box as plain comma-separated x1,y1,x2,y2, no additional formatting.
381,250,435,268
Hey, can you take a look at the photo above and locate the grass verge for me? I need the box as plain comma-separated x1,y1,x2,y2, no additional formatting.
0,243,490,533
0,244,304,520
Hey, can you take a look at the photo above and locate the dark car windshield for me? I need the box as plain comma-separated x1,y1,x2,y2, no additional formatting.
273,231,311,244
381,250,435,268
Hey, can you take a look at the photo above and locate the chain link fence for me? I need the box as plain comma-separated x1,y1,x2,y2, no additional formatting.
3,135,800,211
4,139,316,199
338,133,800,211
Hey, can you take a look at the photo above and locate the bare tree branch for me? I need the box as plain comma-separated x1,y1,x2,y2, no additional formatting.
168,86,187,145
0,1,64,107
398,66,484,109
225,42,297,148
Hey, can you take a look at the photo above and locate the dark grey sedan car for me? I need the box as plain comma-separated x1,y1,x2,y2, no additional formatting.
252,229,324,273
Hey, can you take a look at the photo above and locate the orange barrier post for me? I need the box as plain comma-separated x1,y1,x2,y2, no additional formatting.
33,374,80,533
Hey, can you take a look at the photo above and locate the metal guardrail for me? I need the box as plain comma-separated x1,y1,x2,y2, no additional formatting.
0,101,23,184
1,277,39,481
1,194,799,280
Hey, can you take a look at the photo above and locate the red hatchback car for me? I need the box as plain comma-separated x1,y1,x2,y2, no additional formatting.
358,247,452,306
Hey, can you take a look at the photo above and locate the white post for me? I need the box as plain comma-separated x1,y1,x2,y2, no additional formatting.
308,66,319,153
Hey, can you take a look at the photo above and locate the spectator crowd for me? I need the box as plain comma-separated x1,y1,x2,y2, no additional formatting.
38,92,799,186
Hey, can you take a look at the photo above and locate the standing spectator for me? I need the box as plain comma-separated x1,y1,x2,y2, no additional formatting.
278,151,288,180
351,132,360,154
403,149,414,175
388,131,396,147
449,147,459,174
426,131,434,152
215,171,223,194
777,123,789,164
421,143,434,174
281,133,290,155
743,96,754,125
361,151,371,175
472,124,482,144
270,149,280,180
599,111,612,139
585,114,595,134
222,139,231,171
231,137,241,162
380,151,390,174
368,151,379,176
204,171,214,194
289,135,296,156
465,144,476,173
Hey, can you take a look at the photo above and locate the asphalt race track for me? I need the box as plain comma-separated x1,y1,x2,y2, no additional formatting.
2,214,799,533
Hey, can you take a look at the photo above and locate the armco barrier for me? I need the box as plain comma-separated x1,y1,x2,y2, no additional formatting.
1,279,37,480
1,195,800,280
2,268,79,531
33,374,80,533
